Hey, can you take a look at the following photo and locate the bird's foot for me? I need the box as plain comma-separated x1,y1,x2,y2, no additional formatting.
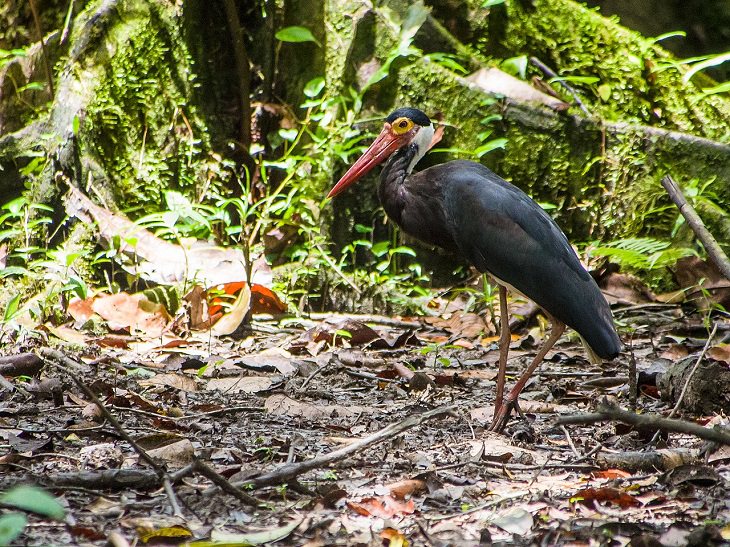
489,398,522,432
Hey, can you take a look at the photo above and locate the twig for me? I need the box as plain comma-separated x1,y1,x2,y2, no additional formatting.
28,0,55,97
669,322,718,419
314,243,361,295
661,175,730,280
192,459,260,507
560,426,580,458
556,400,730,446
297,356,337,392
163,477,184,517
38,348,186,516
529,57,590,117
306,312,426,329
231,406,456,491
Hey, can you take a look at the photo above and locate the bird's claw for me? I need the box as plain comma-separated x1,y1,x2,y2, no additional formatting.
489,399,518,432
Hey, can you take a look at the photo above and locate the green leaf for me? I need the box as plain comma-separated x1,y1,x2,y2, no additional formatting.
275,26,320,46
597,84,611,102
371,241,391,257
0,486,66,520
303,77,325,98
501,55,528,79
702,81,730,96
684,51,730,82
482,0,506,6
549,75,600,85
475,138,508,158
0,513,27,545
3,294,21,322
0,266,29,278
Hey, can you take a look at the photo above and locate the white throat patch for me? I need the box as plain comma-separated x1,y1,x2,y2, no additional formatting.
407,124,435,174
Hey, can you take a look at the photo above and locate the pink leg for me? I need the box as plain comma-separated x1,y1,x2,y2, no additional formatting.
493,284,510,417
490,318,566,432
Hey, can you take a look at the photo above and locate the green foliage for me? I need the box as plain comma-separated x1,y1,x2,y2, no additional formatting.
590,237,696,270
0,486,66,520
0,513,27,546
275,26,320,46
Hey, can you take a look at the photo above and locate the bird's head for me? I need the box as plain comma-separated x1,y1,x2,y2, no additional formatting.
327,107,439,198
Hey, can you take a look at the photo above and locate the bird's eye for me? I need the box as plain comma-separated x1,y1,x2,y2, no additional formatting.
392,117,413,134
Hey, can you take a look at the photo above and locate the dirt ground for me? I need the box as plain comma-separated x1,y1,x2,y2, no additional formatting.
1,296,730,546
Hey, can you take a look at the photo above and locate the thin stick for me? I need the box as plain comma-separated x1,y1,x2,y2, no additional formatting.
529,57,590,116
231,406,456,491
192,459,260,507
556,401,730,446
661,175,730,280
28,0,55,97
39,348,185,516
668,322,718,419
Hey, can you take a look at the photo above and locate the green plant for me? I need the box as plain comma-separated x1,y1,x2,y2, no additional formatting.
590,237,696,270
0,485,66,545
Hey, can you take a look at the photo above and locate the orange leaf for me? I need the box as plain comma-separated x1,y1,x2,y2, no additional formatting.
347,495,416,518
574,487,640,508
591,469,632,480
381,527,409,547
251,283,287,314
387,479,427,500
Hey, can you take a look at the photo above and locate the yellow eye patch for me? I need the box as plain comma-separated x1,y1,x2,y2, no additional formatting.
391,117,414,134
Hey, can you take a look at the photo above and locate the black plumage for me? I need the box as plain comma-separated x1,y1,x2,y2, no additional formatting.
328,107,621,430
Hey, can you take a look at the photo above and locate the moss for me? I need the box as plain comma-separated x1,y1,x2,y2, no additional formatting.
82,0,212,211
467,0,730,139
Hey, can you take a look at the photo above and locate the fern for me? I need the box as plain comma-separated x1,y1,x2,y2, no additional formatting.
591,238,696,270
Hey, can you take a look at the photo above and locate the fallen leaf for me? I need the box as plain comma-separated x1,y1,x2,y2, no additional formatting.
206,376,273,394
210,283,251,336
573,487,640,508
708,344,730,365
381,527,409,547
147,439,195,467
138,373,198,392
386,479,427,500
492,507,534,535
264,394,370,420
208,518,302,545
92,292,171,337
591,469,632,480
347,495,416,518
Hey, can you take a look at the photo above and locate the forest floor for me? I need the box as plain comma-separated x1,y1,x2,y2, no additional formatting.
1,293,730,546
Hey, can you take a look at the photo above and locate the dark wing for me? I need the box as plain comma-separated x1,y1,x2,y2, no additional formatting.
436,161,620,359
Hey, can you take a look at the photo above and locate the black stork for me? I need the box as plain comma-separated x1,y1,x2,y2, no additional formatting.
327,107,622,432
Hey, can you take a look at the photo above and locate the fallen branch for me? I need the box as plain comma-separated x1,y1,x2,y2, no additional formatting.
192,459,260,507
661,175,730,280
38,348,185,516
229,405,456,491
556,401,730,446
595,448,700,472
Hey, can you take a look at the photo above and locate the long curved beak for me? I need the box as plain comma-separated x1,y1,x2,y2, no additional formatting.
327,123,403,199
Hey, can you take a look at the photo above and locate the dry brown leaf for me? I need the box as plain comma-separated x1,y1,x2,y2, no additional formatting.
92,292,171,337
264,394,371,419
67,296,97,323
147,439,195,467
386,479,427,500
347,495,416,518
138,373,198,392
574,486,640,508
206,376,273,394
210,283,251,336
708,344,730,364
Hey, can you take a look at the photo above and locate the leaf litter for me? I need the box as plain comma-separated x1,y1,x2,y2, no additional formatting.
1,285,730,545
